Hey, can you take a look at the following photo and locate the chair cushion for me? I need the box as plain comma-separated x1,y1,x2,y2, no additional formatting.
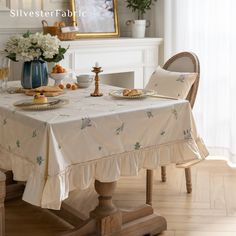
145,66,198,99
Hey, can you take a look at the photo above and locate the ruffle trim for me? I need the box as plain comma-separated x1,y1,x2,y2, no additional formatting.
0,138,208,210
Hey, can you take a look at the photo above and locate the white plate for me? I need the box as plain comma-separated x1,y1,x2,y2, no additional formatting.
109,89,154,99
13,98,69,111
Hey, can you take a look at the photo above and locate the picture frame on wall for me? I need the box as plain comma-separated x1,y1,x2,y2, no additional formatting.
71,0,119,38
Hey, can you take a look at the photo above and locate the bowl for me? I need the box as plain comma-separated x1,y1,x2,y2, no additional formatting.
76,75,93,88
50,72,70,86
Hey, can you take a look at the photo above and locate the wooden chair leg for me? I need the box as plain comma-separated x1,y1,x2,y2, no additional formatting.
146,170,153,206
0,170,15,186
185,168,192,194
0,171,6,236
161,166,166,182
0,169,25,202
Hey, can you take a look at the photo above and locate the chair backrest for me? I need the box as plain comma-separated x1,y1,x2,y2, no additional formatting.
163,52,200,108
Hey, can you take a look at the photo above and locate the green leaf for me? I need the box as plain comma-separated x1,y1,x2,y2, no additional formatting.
42,45,68,63
6,53,18,62
23,31,32,38
126,0,157,18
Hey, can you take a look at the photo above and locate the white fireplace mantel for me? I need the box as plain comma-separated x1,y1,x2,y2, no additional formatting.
61,38,163,88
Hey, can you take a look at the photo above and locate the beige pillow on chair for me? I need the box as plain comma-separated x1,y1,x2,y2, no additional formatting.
145,66,198,99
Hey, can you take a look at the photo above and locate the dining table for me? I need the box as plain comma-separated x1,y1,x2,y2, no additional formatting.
0,81,208,236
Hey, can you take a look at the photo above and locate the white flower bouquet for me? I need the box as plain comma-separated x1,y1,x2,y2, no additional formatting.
5,31,67,62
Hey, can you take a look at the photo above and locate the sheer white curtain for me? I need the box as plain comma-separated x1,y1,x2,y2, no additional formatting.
164,0,236,165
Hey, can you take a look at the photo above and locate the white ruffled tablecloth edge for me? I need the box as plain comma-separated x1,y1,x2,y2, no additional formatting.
0,137,208,210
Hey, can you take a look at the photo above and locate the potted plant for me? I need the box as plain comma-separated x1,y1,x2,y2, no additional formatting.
126,0,157,38
4,31,67,89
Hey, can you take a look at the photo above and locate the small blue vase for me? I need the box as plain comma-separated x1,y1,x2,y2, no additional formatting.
21,60,48,89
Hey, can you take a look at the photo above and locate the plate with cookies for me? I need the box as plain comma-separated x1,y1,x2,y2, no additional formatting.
109,89,154,99
24,85,65,97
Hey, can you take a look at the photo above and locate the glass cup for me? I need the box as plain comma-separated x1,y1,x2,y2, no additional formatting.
0,53,10,93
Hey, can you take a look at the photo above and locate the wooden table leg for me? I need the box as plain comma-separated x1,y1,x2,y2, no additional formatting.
90,180,122,234
62,180,122,236
1,170,167,236
61,180,167,236
0,171,6,236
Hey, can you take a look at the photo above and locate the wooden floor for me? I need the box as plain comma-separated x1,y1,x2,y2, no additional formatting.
5,160,236,236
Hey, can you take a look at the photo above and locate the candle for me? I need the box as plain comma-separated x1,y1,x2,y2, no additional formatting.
95,62,99,68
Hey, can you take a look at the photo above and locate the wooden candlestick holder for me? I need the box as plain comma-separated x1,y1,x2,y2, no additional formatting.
91,66,103,97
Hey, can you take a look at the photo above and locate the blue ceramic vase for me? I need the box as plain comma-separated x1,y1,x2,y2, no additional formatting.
21,60,48,89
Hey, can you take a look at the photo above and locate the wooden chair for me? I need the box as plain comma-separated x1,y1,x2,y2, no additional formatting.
146,52,200,205
0,169,25,236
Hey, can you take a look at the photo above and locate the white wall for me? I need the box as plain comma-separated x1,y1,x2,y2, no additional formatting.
152,0,165,65
0,0,134,46
0,0,164,80
0,0,164,45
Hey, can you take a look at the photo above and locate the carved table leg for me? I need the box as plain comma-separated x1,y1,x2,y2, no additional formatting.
90,180,122,235
0,171,6,236
61,180,167,236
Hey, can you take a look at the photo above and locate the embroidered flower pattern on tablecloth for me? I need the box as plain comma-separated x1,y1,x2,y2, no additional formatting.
147,111,154,119
172,109,178,120
116,123,124,135
81,118,92,130
32,130,37,138
36,156,44,166
3,119,7,125
0,109,52,159
184,129,192,140
161,131,166,136
16,140,20,148
176,75,185,83
135,142,141,150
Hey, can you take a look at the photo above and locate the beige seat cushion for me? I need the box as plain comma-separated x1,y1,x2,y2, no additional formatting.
145,66,198,99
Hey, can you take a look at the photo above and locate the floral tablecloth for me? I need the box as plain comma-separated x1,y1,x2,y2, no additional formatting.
0,82,208,209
